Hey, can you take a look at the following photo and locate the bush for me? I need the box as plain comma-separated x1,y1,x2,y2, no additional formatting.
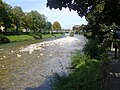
0,34,10,43
7,27,16,32
70,32,74,37
30,33,42,39
83,38,102,59
71,53,89,68
35,33,42,39
31,34,41,39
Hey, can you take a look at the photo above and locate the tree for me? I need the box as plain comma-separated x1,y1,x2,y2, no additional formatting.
29,10,47,34
47,0,120,41
72,24,85,34
46,22,52,31
52,21,61,31
83,0,119,41
0,0,13,33
11,6,24,34
22,12,33,32
44,21,52,33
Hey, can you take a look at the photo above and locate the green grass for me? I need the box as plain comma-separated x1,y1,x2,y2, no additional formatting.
42,34,53,38
53,33,64,37
53,53,102,90
4,33,64,43
7,35,34,42
42,33,64,39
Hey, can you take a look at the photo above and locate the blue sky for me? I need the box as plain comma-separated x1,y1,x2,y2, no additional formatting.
3,0,88,29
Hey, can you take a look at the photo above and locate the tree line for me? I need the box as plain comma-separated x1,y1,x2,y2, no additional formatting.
0,0,52,36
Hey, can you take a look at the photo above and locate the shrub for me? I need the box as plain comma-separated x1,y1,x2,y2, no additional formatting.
70,32,74,37
0,34,10,43
71,53,89,68
30,33,42,39
31,34,41,39
35,33,42,39
83,38,102,59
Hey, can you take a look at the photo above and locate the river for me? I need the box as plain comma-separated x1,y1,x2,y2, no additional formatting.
0,35,86,90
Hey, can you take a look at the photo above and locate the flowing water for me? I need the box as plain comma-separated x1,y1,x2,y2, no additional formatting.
0,35,86,90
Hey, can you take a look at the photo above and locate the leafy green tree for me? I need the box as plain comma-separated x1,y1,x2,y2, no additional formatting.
0,0,13,33
29,10,47,34
11,6,24,34
83,0,119,41
72,25,85,34
52,21,61,31
22,12,33,32
44,22,52,33
47,0,120,41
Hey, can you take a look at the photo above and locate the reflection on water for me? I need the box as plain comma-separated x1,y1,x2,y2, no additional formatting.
0,35,86,90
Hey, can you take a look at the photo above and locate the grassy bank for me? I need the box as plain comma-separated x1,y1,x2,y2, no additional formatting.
7,35,34,42
42,33,63,38
53,33,64,37
53,52,102,90
4,33,64,43
42,34,53,38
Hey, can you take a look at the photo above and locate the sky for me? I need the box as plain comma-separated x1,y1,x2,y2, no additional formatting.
3,0,88,29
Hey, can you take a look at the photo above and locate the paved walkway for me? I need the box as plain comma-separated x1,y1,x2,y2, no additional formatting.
104,50,120,90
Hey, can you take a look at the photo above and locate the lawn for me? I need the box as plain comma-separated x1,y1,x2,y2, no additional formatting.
6,33,64,42
7,35,34,42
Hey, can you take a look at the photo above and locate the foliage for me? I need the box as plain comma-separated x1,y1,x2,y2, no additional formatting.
44,22,52,32
70,32,74,37
53,54,102,90
28,10,48,36
71,53,89,68
1,1,51,36
47,0,120,41
52,21,61,31
7,35,34,42
72,24,86,34
0,34,10,43
42,34,53,38
0,0,13,32
11,6,24,34
22,12,33,32
35,33,42,39
72,25,80,30
83,38,102,59
30,34,41,39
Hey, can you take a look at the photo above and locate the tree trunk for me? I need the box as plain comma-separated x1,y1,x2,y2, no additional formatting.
16,24,19,34
115,47,117,59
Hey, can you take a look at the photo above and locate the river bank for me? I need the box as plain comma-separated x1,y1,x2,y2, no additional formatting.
0,33,64,44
